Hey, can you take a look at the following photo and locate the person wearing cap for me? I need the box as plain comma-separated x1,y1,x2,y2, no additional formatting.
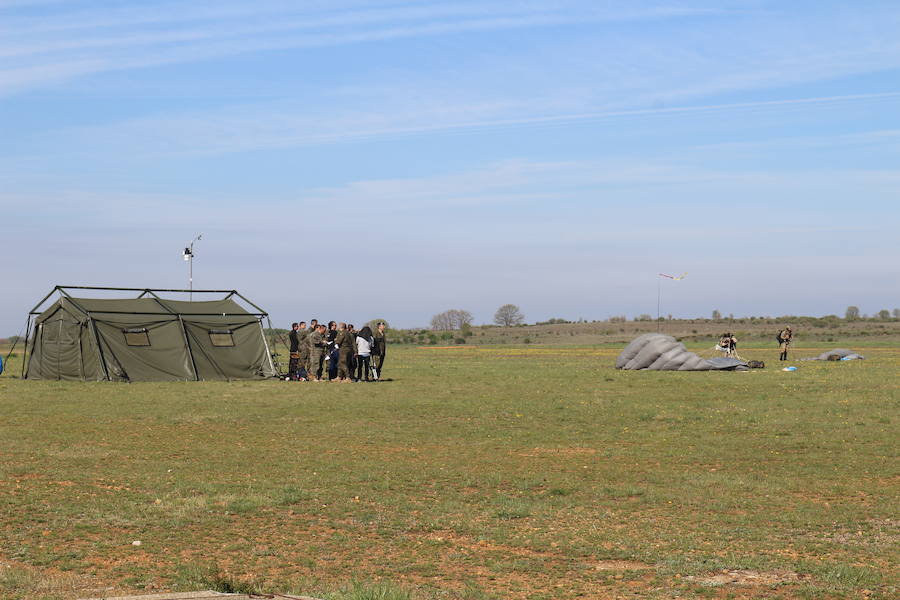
777,326,793,361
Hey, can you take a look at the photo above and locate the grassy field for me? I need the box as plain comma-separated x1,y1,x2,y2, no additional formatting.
0,342,897,599
410,318,900,347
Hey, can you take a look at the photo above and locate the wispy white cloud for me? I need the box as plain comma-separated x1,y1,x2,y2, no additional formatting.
6,1,899,157
7,157,898,228
0,1,731,96
21,91,900,159
686,127,900,156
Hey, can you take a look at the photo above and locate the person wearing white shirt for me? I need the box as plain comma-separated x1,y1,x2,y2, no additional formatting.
355,325,375,382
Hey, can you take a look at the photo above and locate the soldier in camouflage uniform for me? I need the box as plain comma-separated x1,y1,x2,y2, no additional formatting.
777,326,792,361
295,321,309,380
307,324,327,381
334,322,354,382
303,319,317,375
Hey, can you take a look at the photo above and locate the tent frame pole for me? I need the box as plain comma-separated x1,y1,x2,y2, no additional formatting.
56,285,238,293
29,286,61,315
183,325,229,380
89,319,112,381
259,317,277,377
231,290,268,315
177,315,200,381
20,315,33,378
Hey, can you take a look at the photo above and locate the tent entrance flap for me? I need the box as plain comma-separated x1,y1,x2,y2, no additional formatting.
24,286,277,381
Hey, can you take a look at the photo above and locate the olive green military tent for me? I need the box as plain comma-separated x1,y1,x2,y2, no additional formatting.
24,286,277,381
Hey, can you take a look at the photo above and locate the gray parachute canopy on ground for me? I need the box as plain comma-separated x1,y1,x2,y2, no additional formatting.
800,348,865,361
616,333,749,371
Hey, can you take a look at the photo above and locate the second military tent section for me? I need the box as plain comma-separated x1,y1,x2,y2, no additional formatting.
616,333,749,371
24,287,277,382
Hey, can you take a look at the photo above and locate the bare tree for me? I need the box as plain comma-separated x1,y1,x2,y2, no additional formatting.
711,309,722,320
494,304,524,326
877,309,890,320
431,309,473,331
455,310,474,328
893,308,900,319
845,306,860,320
430,312,452,331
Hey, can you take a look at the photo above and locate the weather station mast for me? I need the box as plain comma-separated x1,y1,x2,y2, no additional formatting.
182,234,202,301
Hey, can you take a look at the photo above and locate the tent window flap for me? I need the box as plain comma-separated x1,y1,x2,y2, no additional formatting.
209,329,235,347
123,328,151,346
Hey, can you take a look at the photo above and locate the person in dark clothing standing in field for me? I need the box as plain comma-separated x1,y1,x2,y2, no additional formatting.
372,322,387,379
347,324,358,376
326,321,339,380
288,323,301,380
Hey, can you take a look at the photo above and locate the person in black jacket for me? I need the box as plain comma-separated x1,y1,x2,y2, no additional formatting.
287,323,300,380
326,321,339,380
372,322,387,379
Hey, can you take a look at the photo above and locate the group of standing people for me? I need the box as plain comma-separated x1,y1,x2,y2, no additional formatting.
716,328,794,361
287,320,386,382
717,332,738,357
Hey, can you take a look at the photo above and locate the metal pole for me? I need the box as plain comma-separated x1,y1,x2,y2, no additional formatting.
186,234,201,302
259,317,277,377
89,319,111,381
177,315,200,381
21,315,33,378
656,277,661,332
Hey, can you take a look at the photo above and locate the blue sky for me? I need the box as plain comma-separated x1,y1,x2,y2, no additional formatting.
2,0,899,334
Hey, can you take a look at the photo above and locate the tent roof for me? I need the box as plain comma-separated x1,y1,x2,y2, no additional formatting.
30,286,267,319
64,297,254,317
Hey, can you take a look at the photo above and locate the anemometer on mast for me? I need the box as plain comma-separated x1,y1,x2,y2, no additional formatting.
183,234,202,301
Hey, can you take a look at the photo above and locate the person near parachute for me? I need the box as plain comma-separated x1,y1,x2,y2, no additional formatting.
776,326,793,361
718,332,738,357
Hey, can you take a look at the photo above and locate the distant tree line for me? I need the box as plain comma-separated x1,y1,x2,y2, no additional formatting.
430,309,473,331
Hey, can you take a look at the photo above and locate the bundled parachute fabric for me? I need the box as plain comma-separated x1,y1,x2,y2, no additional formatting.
800,348,865,361
616,333,750,371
